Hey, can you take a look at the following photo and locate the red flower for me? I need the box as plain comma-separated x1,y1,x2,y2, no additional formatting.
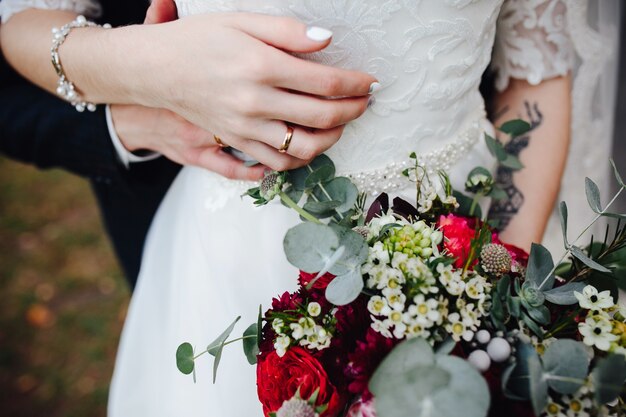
257,347,345,417
299,271,336,290
345,328,397,397
437,214,477,268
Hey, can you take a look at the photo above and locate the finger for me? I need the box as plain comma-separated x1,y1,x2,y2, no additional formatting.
224,13,333,53
241,120,345,161
193,147,266,181
261,89,370,129
144,0,178,24
228,137,309,172
270,51,379,97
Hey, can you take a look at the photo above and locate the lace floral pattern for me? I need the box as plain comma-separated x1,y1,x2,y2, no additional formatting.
492,0,574,91
0,0,101,23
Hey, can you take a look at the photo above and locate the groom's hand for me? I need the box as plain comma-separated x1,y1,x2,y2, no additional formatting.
109,0,266,181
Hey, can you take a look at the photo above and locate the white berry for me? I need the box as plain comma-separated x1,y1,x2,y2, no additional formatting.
487,337,511,362
468,350,491,372
475,329,491,345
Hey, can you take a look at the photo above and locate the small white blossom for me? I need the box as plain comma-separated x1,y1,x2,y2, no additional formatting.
274,335,291,357
409,294,441,325
446,312,474,342
543,400,567,417
383,287,407,310
368,213,398,238
562,393,592,417
368,296,391,317
578,315,619,351
272,318,285,334
574,285,614,310
371,317,393,338
307,302,322,317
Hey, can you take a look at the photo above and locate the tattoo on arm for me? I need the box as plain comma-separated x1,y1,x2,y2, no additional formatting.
488,101,543,230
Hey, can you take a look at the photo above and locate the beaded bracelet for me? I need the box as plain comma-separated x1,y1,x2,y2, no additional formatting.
51,15,112,112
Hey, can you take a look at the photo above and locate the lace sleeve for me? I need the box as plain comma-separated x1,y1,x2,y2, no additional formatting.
0,0,102,24
492,0,575,91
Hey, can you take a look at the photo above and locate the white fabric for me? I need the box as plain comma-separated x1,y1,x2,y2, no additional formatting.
105,105,161,169
0,0,100,23
107,1,581,417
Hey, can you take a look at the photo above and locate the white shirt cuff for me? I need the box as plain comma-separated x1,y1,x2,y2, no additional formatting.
105,105,161,169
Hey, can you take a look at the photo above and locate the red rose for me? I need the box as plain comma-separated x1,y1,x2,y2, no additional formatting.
299,271,336,290
257,347,345,417
437,214,477,268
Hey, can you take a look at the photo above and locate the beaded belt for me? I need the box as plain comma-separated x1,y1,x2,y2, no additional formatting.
346,115,486,196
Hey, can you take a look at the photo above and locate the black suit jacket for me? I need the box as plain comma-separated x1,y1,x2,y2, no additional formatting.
0,0,181,289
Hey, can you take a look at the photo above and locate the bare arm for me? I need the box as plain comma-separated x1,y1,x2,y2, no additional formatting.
489,76,572,250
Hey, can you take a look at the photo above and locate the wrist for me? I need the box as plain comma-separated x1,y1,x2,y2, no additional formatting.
109,104,158,152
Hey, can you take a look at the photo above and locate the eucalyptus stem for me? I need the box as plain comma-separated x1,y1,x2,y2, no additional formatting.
279,191,322,224
305,166,345,220
538,187,624,290
194,335,258,360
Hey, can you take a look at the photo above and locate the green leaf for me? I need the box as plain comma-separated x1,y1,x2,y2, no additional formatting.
570,246,611,273
176,342,195,375
288,155,335,191
500,154,524,170
488,186,508,201
543,281,587,305
303,200,342,216
585,177,602,213
485,134,507,161
242,323,259,365
542,340,589,394
207,316,241,383
591,354,626,404
435,338,457,356
506,341,537,400
526,243,555,290
283,223,339,273
327,226,368,276
453,190,482,218
525,304,551,325
256,305,263,349
610,158,625,188
522,313,544,337
304,165,335,189
313,177,359,213
370,338,490,417
325,270,364,306
528,350,548,416
499,119,532,137
559,201,568,247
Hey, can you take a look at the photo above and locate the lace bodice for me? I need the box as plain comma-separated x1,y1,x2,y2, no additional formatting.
0,0,574,194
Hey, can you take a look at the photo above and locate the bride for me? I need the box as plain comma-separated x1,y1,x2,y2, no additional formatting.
1,0,617,415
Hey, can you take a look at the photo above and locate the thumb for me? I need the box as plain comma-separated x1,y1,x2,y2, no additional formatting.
144,0,178,24
226,14,333,54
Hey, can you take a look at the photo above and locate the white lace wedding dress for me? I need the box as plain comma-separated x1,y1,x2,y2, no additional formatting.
1,0,619,416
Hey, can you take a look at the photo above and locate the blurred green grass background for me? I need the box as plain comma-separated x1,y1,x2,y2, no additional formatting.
0,157,129,417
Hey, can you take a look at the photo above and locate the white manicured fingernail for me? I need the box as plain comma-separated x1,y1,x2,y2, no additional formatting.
369,82,381,94
306,26,333,42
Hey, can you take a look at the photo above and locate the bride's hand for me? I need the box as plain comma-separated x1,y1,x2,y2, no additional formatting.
127,13,378,171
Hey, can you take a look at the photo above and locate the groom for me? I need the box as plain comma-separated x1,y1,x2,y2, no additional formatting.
0,0,236,289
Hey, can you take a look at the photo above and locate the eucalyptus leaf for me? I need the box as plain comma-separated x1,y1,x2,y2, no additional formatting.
435,337,457,356
543,281,587,305
601,212,626,220
507,296,522,317
485,134,507,161
327,226,368,276
313,177,359,213
522,313,544,337
501,154,524,170
370,338,490,417
288,154,335,191
325,270,364,306
207,316,241,383
283,223,339,273
610,158,625,188
242,323,259,365
528,350,548,416
591,354,626,404
570,246,611,273
488,186,508,201
499,119,532,137
176,342,195,375
453,190,483,218
559,201,568,247
525,304,551,325
506,341,537,400
585,177,602,213
526,243,555,290
303,200,342,216
542,340,589,394
304,165,335,189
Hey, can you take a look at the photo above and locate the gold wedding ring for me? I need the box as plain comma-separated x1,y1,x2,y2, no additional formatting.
278,125,294,154
213,134,227,148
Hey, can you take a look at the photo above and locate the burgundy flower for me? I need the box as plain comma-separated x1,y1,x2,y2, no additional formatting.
345,328,397,396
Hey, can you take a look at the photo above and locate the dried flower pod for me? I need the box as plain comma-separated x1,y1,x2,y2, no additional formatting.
276,398,318,417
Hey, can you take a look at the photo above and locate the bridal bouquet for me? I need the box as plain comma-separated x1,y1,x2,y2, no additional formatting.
176,121,626,417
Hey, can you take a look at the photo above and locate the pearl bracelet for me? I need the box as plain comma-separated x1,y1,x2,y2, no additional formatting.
51,15,112,112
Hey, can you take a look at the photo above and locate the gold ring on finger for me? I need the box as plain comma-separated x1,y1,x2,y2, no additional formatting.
278,125,294,154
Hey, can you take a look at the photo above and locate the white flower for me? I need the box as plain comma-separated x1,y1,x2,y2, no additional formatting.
383,287,406,310
443,195,459,209
460,303,481,331
437,263,465,296
574,285,614,310
307,302,322,317
391,252,410,270
368,213,398,238
578,315,619,351
371,317,393,338
409,294,441,325
465,276,487,300
272,318,285,334
446,312,474,342
368,296,391,317
405,321,431,339
417,198,433,214
562,393,592,417
300,325,332,350
543,400,567,417
387,309,407,339
274,335,291,357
